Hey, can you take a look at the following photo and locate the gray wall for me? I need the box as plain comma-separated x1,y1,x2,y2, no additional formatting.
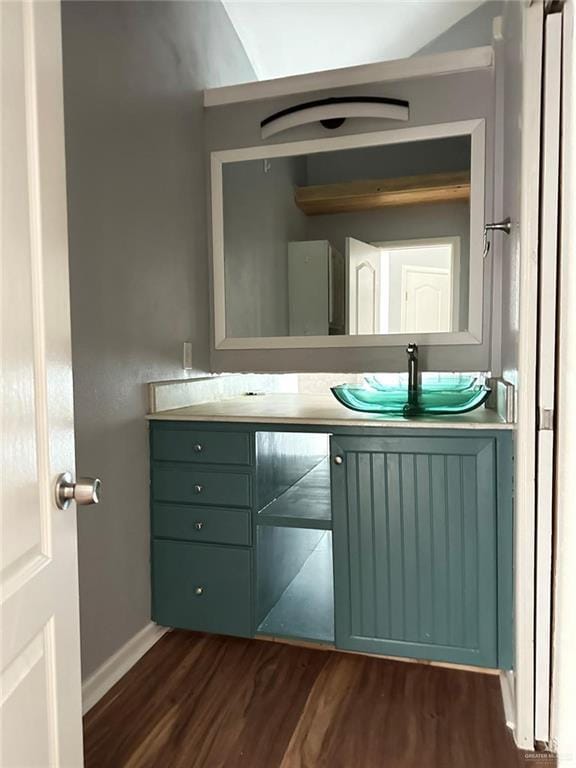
61,0,255,679
305,136,471,183
224,156,307,337
306,204,469,271
416,1,503,56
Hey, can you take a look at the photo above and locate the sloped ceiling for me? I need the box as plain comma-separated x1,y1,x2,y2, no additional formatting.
222,0,486,81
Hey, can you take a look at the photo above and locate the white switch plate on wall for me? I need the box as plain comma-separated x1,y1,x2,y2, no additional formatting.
182,341,193,370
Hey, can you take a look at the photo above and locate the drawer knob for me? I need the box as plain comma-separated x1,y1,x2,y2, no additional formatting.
193,444,203,453
194,586,204,596
194,484,204,494
194,522,204,530
333,456,344,465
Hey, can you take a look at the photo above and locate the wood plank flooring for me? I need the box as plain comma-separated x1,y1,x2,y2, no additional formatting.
84,631,555,768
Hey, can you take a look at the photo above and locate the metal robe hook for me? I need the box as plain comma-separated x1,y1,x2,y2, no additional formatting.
483,218,512,259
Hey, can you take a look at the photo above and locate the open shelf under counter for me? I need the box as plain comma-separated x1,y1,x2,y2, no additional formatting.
257,532,334,644
257,458,332,530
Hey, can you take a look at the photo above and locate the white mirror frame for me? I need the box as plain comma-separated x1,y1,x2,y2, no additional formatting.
211,119,485,351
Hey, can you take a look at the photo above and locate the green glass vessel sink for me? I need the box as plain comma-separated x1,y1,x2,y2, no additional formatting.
364,374,478,393
331,381,491,417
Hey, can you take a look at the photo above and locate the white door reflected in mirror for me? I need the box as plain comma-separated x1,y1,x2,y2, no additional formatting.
347,237,458,336
401,266,451,333
385,239,459,334
346,237,382,335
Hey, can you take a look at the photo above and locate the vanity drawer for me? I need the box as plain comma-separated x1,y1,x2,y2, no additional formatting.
152,503,251,546
152,466,251,508
152,541,252,637
151,428,252,466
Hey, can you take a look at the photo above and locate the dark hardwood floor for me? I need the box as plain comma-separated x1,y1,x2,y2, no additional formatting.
84,631,555,768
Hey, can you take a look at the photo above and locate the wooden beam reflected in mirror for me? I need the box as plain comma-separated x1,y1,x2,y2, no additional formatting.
295,170,471,216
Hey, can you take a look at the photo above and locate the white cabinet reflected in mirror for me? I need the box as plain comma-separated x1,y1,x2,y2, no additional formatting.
211,121,485,350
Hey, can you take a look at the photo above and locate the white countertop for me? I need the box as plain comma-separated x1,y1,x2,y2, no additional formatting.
147,393,513,430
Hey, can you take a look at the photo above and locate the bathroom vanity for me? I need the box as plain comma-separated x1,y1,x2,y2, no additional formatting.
148,394,513,671
147,44,517,676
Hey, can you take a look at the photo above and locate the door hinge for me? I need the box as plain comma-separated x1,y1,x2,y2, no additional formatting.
537,408,555,431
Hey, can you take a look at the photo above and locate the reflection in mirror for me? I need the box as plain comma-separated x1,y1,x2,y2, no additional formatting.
222,135,471,339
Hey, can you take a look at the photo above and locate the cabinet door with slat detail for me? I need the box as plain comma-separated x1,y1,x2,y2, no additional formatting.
331,434,509,669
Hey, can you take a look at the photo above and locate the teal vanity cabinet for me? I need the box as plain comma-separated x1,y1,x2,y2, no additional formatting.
330,432,513,669
150,423,254,637
149,420,513,670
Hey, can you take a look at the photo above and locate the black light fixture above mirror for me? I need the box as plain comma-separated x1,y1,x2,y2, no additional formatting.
260,96,410,139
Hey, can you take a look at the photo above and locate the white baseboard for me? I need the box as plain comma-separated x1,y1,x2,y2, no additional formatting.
500,670,516,733
82,622,168,714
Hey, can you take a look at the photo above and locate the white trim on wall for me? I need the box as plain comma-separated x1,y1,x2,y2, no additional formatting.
534,10,562,746
204,46,494,107
211,119,485,352
82,623,168,714
550,1,576,764
513,0,544,751
500,670,516,731
215,331,478,350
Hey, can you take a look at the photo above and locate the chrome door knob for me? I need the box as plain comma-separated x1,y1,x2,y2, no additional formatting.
55,472,102,510
193,444,203,453
333,456,344,465
194,484,204,494
194,587,204,596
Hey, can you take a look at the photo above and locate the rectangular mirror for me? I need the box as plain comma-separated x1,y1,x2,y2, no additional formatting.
211,121,485,349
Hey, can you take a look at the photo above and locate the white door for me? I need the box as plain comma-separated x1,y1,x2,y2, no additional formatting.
346,237,381,334
1,3,93,766
495,0,544,749
400,266,452,333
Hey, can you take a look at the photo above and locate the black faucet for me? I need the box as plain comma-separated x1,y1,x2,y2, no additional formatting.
406,343,418,407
